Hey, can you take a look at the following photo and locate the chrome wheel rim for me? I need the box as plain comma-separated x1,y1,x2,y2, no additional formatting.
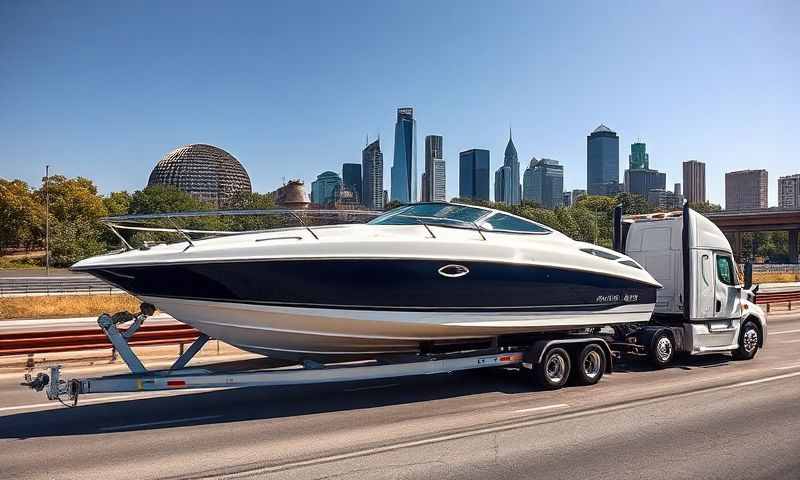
545,354,566,383
583,350,602,379
656,337,673,363
743,328,758,353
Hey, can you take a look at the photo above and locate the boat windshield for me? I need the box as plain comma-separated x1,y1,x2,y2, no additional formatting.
368,203,488,227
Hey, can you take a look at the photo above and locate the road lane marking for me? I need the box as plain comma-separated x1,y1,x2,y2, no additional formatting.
773,363,800,370
513,403,569,414
343,383,400,392
98,415,221,432
770,329,800,335
210,370,800,478
0,395,139,412
720,370,800,389
0,388,221,413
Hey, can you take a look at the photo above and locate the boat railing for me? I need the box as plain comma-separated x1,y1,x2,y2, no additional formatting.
101,208,383,251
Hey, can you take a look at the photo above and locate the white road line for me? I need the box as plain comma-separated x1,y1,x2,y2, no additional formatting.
98,415,221,432
222,370,800,478
770,328,800,335
773,363,800,370
779,339,800,344
720,370,800,389
0,387,221,413
513,403,569,414
343,383,401,392
0,395,139,412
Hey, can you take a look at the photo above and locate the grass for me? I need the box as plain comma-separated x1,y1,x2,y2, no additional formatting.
752,272,800,284
0,294,145,320
0,255,44,269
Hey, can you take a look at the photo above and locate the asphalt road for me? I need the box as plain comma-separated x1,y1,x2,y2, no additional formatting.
1,313,800,480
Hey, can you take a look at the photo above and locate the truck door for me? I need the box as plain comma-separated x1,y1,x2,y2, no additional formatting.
714,252,741,319
693,250,715,319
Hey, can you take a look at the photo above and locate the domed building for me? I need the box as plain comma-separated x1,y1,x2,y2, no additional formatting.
148,144,252,207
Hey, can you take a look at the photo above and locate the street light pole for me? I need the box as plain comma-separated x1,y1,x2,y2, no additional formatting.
45,165,50,276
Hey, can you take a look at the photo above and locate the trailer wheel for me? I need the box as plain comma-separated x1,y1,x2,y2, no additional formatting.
649,332,675,368
535,347,571,390
732,321,760,361
572,344,606,386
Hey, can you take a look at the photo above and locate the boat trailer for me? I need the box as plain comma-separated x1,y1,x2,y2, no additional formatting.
22,304,528,406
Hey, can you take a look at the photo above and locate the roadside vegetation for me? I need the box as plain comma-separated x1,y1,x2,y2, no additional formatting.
0,293,144,320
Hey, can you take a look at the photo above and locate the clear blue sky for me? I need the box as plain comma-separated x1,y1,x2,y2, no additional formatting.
1,1,797,206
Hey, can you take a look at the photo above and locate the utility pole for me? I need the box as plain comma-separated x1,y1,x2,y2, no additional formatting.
45,165,50,276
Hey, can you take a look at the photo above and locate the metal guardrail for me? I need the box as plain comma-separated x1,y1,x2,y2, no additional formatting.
756,290,800,313
0,276,120,297
0,323,200,356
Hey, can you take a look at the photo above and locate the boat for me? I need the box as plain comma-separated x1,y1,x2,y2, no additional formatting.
71,202,662,361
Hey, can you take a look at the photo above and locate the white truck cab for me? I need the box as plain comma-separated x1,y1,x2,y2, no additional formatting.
616,205,766,360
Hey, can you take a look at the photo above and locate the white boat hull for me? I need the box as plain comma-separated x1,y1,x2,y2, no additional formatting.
143,295,656,360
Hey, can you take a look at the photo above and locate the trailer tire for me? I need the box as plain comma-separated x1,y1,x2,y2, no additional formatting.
649,331,675,368
732,321,760,361
571,344,606,386
535,347,571,390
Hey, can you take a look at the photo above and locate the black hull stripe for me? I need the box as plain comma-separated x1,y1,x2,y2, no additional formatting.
85,258,658,311
137,295,651,313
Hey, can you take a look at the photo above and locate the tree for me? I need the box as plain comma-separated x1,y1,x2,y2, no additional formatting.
688,201,722,214
384,200,403,211
49,217,107,267
0,179,44,253
36,175,107,224
615,192,653,215
103,191,132,217
128,185,211,214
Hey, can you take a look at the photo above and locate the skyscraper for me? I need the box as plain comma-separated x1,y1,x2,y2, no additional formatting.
523,158,564,209
629,142,649,170
390,107,417,203
362,139,384,210
459,149,490,201
422,135,446,202
494,130,521,205
778,174,800,209
623,142,666,201
683,160,706,204
725,169,768,210
587,125,620,196
342,163,362,205
311,171,342,207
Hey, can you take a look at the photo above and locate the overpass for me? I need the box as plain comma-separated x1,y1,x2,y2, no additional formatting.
705,208,800,263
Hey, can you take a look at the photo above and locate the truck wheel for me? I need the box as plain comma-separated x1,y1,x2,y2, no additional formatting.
649,332,675,368
572,344,606,386
535,347,571,390
732,321,760,360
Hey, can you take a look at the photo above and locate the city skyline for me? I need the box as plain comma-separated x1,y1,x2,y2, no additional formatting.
1,2,798,206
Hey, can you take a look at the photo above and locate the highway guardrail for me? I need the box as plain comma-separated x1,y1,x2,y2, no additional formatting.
756,290,800,313
0,323,200,356
0,276,120,297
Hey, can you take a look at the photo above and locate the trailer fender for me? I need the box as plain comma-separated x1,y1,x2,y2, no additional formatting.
524,337,613,373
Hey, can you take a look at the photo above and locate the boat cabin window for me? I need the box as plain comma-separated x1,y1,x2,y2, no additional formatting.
368,203,487,227
481,213,549,234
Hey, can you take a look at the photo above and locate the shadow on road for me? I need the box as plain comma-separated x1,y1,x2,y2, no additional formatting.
0,355,735,439
0,368,533,439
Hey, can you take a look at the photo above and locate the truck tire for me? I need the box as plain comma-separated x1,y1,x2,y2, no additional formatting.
535,347,571,390
571,344,606,386
649,332,675,368
732,321,760,361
